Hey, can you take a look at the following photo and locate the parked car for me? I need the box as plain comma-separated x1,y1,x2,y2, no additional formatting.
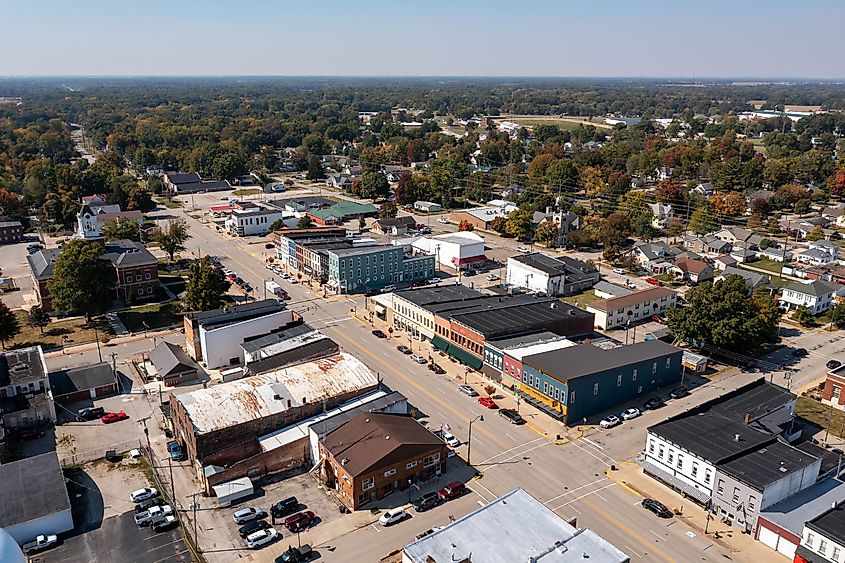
410,354,427,364
22,534,59,555
458,384,478,397
151,514,178,532
378,507,407,526
396,345,412,354
233,507,267,524
828,360,842,370
427,278,441,284
486,273,500,281
429,363,446,374
134,497,162,513
443,432,461,448
620,408,641,420
245,527,278,549
438,481,467,501
414,492,442,512
277,545,313,563
643,397,666,410
371,329,386,339
271,496,299,518
642,498,673,518
381,285,397,293
517,247,530,253
478,397,497,409
76,406,105,421
499,408,525,425
645,277,662,286
613,268,625,274
101,411,128,424
167,440,184,461
599,415,621,429
669,386,690,399
135,505,173,526
650,314,664,323
130,487,158,503
264,243,275,249
239,519,271,538
284,511,315,533
793,348,808,357
16,428,45,441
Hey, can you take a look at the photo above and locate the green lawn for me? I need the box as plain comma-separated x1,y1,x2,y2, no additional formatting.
742,257,784,274
561,289,601,308
154,197,182,209
232,188,260,196
117,302,183,332
6,310,113,350
796,395,845,441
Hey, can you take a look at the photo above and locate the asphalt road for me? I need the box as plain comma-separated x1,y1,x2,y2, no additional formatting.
168,199,746,563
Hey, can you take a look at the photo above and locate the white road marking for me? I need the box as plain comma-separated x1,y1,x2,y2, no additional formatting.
473,480,498,501
551,483,617,511
624,545,643,558
543,477,608,506
649,530,663,542
476,500,485,507
582,437,604,449
504,433,517,441
476,437,546,465
371,524,381,533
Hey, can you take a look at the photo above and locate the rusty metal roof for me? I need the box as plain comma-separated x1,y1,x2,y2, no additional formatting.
174,353,378,434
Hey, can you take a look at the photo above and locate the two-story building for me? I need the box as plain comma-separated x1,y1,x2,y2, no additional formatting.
225,206,285,236
648,202,674,229
75,197,143,240
587,286,678,330
506,253,599,296
632,241,682,270
326,244,434,294
0,346,55,432
795,500,845,563
319,412,446,510
0,221,23,244
797,241,840,268
392,285,483,341
780,280,840,316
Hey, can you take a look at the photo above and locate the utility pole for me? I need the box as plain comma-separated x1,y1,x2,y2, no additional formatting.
168,454,175,506
138,416,152,456
93,324,103,363
467,414,483,467
189,492,200,553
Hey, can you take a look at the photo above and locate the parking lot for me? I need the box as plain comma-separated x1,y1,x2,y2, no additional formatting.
0,239,39,309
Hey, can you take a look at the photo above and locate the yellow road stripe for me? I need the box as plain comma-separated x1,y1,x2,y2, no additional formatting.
581,497,675,563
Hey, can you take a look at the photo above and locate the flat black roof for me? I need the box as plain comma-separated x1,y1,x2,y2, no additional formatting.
186,299,283,325
486,331,562,351
0,452,71,528
807,501,845,548
49,362,114,396
524,340,682,384
241,323,314,353
719,440,819,490
394,285,484,307
510,252,597,278
710,379,795,421
0,347,45,387
453,299,593,337
245,338,339,375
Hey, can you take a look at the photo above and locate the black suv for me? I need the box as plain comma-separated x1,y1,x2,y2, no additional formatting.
499,409,525,425
414,492,442,512
238,519,271,538
271,496,299,518
669,386,690,399
643,397,665,410
642,498,673,518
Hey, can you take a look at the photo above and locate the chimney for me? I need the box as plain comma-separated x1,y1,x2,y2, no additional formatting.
743,413,751,425
287,399,292,408
734,433,741,442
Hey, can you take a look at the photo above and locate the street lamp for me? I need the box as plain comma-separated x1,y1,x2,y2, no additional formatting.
467,414,484,467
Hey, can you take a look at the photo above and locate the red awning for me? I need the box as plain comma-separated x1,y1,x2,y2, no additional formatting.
451,254,488,265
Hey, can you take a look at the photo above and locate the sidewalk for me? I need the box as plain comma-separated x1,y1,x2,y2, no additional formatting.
605,463,775,563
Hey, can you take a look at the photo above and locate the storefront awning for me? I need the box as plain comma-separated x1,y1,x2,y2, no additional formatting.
432,336,450,352
448,345,483,370
451,254,488,265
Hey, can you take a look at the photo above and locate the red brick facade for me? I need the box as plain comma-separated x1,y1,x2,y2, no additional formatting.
822,372,845,407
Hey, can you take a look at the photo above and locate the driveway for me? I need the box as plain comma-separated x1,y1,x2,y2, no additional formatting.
0,240,38,309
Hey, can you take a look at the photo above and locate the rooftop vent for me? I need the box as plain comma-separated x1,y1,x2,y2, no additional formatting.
341,458,348,465
734,433,741,442
779,466,789,473
385,435,390,440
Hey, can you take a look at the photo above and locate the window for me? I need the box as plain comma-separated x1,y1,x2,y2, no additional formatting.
648,440,655,454
570,391,576,404
423,453,440,467
677,454,683,469
406,461,417,470
820,540,828,554
666,357,671,368
658,445,665,458
362,477,375,491
834,386,842,401
543,382,548,394
652,362,657,374
593,382,599,395
717,479,724,495
137,288,144,296
705,468,712,483
554,387,560,400
632,369,637,381
637,386,642,394
384,468,397,477
832,547,840,560
667,451,673,465
126,275,133,282
617,374,622,387
691,462,699,478
534,378,540,390
806,533,814,548
748,496,756,511
731,487,740,503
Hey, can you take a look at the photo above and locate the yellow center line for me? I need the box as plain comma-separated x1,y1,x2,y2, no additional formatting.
581,497,676,563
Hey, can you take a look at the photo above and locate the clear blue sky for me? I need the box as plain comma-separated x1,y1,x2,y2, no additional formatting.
2,0,844,78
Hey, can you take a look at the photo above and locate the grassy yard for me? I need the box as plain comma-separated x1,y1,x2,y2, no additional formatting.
561,289,601,308
796,395,845,441
6,310,113,350
117,302,183,332
154,197,182,209
232,188,261,196
743,257,784,274
500,114,614,131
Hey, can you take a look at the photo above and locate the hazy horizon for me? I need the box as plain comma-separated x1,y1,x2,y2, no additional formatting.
2,0,844,78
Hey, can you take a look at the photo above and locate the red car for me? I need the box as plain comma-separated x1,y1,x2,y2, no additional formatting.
478,397,498,409
101,411,128,424
438,481,467,501
284,510,315,533
645,277,662,286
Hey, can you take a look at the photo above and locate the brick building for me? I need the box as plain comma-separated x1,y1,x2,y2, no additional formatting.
320,412,446,510
0,221,23,244
168,353,379,471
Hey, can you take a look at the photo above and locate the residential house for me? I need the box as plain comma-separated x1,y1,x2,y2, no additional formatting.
515,340,682,424
684,235,732,257
669,257,715,284
780,280,839,315
448,207,510,231
326,174,352,190
648,202,674,229
746,189,775,206
0,346,55,432
794,500,845,563
371,216,416,236
758,243,793,263
413,201,441,213
797,240,840,267
690,182,715,197
411,232,486,272
402,488,629,563
633,241,682,270
713,227,763,249
506,252,599,296
0,221,23,244
48,362,117,403
656,166,674,181
319,412,446,510
714,254,738,271
822,205,845,227
148,342,200,387
586,286,678,330
168,353,379,470
719,266,773,293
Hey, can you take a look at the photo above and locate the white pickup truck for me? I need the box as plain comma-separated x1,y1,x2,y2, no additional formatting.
135,504,174,526
23,534,58,554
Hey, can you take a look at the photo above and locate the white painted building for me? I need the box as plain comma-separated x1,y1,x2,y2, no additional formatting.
796,501,845,563
411,231,486,272
506,253,599,296
200,308,294,369
586,287,677,330
780,280,839,315
225,207,285,236
413,201,441,213
795,240,839,267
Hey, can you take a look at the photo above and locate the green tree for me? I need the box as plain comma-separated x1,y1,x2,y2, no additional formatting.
360,172,390,200
666,275,781,352
830,302,845,329
689,203,719,235
490,216,508,234
269,219,286,231
792,305,814,326
152,217,191,262
597,212,631,251
379,201,398,219
535,221,559,246
545,159,580,190
306,155,325,181
183,258,231,312
47,239,115,319
100,217,140,241
27,306,50,334
805,225,825,241
504,208,533,240
0,302,20,349
297,216,313,229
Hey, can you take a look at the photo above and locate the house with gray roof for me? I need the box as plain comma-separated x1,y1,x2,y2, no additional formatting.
781,279,840,315
632,241,682,270
718,265,773,293
149,342,199,386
